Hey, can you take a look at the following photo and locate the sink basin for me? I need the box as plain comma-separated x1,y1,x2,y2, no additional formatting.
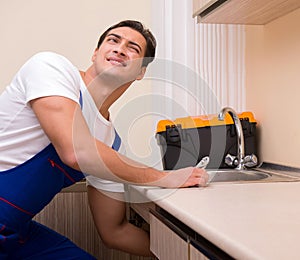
208,169,269,183
207,168,300,184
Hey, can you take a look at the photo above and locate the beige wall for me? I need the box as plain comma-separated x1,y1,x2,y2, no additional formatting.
0,0,155,163
0,0,151,89
246,8,300,167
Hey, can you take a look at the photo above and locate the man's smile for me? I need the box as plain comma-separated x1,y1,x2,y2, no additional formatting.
107,57,127,67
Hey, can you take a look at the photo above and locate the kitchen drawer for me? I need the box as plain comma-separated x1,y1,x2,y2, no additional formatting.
150,213,189,260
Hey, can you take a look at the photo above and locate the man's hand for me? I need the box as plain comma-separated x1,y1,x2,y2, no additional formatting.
178,167,209,187
149,167,209,188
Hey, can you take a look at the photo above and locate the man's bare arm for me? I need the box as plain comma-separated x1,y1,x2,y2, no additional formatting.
31,96,208,188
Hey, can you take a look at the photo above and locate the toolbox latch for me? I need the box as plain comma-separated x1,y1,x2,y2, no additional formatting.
166,124,182,143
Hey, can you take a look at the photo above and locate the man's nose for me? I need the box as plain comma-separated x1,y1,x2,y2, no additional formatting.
113,43,126,56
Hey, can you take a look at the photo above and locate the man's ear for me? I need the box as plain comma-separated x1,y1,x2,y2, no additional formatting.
136,66,147,81
91,48,98,62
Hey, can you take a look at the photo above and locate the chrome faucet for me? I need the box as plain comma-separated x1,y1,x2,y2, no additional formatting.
218,107,245,170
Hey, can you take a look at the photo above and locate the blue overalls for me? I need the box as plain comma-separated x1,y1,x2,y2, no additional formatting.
0,143,96,259
0,93,122,259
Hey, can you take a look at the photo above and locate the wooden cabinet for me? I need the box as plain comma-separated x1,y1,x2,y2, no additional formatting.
34,187,104,258
193,0,300,24
34,183,153,260
150,214,189,260
147,207,234,260
193,0,218,16
128,187,231,259
190,244,209,260
149,214,211,260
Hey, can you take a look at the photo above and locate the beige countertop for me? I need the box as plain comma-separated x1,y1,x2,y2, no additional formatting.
129,181,300,259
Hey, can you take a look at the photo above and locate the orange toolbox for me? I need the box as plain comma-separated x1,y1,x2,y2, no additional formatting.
156,112,258,170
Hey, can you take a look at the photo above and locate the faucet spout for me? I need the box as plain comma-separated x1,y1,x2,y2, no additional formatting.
218,107,245,170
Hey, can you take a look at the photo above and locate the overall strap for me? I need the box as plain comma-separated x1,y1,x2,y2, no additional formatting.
112,129,121,151
79,90,83,108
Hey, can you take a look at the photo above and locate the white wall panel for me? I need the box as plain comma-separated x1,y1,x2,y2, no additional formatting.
151,0,246,117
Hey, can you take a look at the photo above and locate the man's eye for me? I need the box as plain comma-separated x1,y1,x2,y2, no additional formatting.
129,46,139,53
108,38,118,43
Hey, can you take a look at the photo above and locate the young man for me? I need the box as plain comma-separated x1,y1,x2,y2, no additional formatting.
0,20,208,259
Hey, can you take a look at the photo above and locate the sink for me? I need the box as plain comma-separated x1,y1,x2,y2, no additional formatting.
208,169,269,183
207,168,300,184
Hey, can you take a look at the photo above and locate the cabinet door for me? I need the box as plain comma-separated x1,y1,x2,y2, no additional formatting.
193,0,300,24
34,191,104,258
190,244,209,260
34,191,134,260
150,214,188,260
193,0,218,17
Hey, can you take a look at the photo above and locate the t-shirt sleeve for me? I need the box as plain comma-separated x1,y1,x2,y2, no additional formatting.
18,52,81,104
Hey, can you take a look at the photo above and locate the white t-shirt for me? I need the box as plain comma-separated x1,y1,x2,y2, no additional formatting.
0,51,125,192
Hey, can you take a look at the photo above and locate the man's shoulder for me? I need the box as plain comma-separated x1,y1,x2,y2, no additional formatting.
30,51,73,66
23,51,78,77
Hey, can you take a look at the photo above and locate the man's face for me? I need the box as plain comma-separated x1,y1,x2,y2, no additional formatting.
92,26,147,85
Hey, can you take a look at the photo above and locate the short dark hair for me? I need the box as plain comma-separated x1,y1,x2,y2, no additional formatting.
97,20,156,67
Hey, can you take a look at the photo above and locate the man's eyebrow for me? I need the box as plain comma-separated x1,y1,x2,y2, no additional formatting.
107,33,142,52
